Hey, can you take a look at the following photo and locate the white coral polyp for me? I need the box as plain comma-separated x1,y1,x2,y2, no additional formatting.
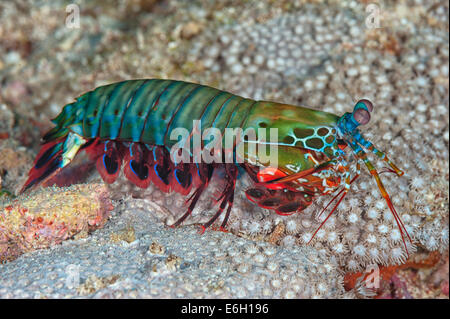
368,247,381,263
353,244,366,258
285,220,299,234
301,232,313,244
366,234,378,244
247,221,262,236
327,231,339,243
367,208,379,220
375,200,386,210
281,235,296,247
377,224,389,234
383,210,394,222
347,212,359,224
332,243,346,254
315,229,327,240
410,176,426,189
390,247,407,264
440,227,449,245
346,259,361,272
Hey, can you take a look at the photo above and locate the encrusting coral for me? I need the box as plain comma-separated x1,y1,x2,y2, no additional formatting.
0,184,113,262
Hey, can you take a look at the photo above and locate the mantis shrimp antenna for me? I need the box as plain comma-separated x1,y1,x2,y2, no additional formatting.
340,99,412,255
351,141,412,255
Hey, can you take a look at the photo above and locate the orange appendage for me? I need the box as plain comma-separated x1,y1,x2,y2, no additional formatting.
344,251,442,293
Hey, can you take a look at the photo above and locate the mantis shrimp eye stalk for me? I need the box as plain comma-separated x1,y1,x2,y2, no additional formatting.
338,99,375,133
356,99,374,112
353,109,371,126
352,99,374,126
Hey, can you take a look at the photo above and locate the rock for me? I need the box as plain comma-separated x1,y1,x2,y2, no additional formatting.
180,22,202,40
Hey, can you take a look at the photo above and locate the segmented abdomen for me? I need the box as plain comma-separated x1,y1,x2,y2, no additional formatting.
48,79,258,146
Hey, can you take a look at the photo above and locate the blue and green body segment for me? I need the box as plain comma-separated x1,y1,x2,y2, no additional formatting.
43,78,343,148
44,79,260,147
34,79,343,189
22,79,265,192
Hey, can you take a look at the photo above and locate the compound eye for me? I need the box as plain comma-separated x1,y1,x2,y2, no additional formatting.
357,99,374,112
353,108,371,125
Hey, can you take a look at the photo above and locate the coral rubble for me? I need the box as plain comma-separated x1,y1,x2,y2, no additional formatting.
0,184,113,262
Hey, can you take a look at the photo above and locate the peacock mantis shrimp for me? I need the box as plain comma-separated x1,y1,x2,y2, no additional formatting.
21,79,412,253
